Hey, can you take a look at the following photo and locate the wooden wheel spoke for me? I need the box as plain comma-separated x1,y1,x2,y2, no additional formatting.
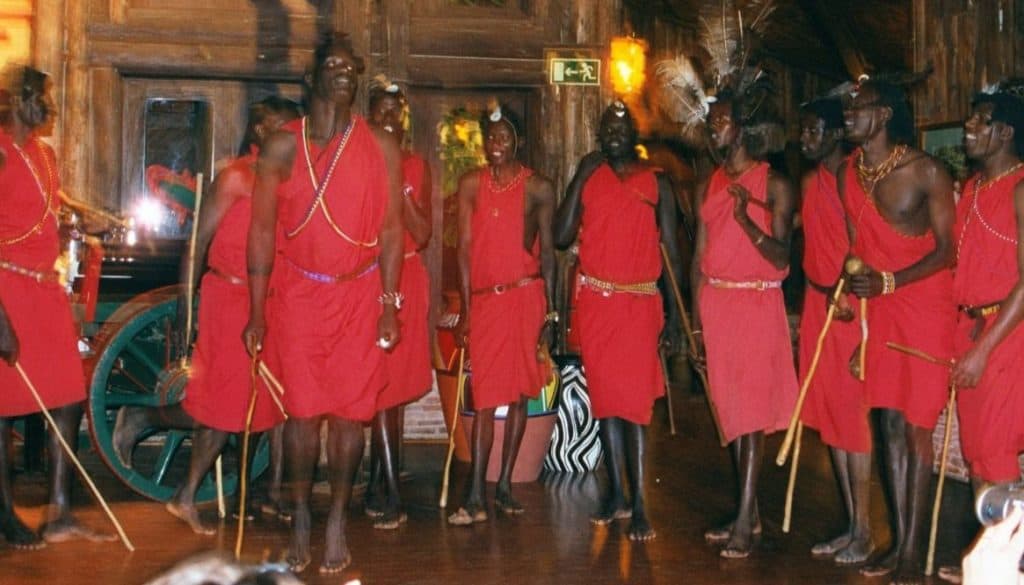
152,431,186,485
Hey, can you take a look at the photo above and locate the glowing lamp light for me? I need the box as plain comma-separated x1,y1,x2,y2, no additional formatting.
133,198,166,230
610,36,647,96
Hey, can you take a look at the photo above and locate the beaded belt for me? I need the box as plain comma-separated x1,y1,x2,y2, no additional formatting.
472,274,540,296
578,273,658,296
0,259,60,284
960,300,1002,319
208,266,245,286
707,277,782,291
284,256,379,284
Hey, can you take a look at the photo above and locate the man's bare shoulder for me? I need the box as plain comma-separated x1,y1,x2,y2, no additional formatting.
897,146,947,176
526,171,555,199
457,168,483,195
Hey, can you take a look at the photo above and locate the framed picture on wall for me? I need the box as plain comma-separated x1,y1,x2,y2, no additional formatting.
919,122,969,183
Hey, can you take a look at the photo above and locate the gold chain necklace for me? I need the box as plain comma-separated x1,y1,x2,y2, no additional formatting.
856,144,907,187
489,165,526,194
0,138,57,246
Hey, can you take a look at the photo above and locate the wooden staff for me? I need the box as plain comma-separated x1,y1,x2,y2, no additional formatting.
257,361,287,419
235,353,261,560
658,349,677,436
215,458,225,519
439,348,467,508
782,421,803,533
659,243,727,447
14,363,135,551
845,257,868,381
776,277,847,465
885,341,956,576
927,385,957,576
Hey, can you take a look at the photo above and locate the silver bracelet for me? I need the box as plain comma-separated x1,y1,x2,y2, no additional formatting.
378,291,405,310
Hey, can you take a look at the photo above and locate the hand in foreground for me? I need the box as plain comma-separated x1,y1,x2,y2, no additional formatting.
377,309,401,352
242,315,265,357
963,506,1024,585
453,314,470,349
952,344,990,389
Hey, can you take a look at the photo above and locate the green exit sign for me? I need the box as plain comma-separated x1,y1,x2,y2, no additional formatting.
550,58,601,86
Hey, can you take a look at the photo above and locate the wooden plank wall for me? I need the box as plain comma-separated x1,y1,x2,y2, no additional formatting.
913,0,1022,126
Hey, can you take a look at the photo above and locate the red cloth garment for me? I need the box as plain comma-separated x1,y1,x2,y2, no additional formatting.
798,166,870,453
698,163,798,442
0,131,85,416
575,164,665,425
468,167,547,411
953,169,1024,481
272,116,389,421
182,152,284,432
843,157,955,430
378,152,432,411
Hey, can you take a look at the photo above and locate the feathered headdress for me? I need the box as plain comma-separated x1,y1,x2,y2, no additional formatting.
654,0,779,147
368,73,404,100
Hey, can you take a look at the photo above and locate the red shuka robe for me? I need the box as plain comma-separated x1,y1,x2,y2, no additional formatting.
0,131,85,416
378,152,432,411
468,167,547,410
575,164,665,425
798,166,870,453
698,163,798,442
182,150,284,432
272,116,389,421
843,158,955,430
953,168,1024,482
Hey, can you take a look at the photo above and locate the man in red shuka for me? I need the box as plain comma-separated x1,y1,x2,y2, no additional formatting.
0,65,113,548
448,103,557,526
243,32,404,575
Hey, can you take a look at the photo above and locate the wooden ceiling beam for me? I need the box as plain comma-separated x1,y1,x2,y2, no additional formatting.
797,0,870,79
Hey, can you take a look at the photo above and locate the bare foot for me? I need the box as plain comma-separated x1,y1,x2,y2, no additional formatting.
834,537,874,565
859,547,899,577
704,519,762,545
495,491,524,514
112,407,147,469
627,513,656,542
165,501,216,536
936,565,962,584
40,517,116,544
811,532,852,558
590,499,632,526
719,527,754,559
0,513,45,550
889,558,924,585
372,510,407,530
321,515,352,576
286,505,312,573
447,506,488,526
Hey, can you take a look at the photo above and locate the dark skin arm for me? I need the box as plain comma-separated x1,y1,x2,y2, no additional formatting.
524,173,558,350
849,156,956,297
952,180,1024,388
175,167,245,356
242,129,294,354
453,171,480,347
553,150,605,249
657,171,683,353
689,178,709,366
402,160,432,249
727,170,796,270
372,126,405,347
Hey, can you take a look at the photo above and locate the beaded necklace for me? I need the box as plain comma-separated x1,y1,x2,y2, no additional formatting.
286,116,378,248
0,137,57,246
956,163,1024,261
487,165,527,218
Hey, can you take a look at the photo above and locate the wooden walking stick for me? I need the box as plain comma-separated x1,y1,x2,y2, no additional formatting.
14,363,135,552
845,257,868,381
927,385,957,576
235,352,261,560
885,341,956,576
659,244,727,447
782,421,803,533
776,276,847,465
658,349,677,436
257,361,288,419
439,347,467,508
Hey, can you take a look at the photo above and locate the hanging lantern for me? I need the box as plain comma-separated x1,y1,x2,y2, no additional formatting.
609,36,647,96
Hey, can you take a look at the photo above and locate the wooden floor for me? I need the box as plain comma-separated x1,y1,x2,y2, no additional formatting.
2,388,979,585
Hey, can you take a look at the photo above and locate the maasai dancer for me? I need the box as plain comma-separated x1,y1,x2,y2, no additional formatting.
937,84,1024,583
448,103,556,526
553,100,681,542
0,65,112,547
692,89,799,559
112,97,300,533
840,80,956,584
364,75,432,529
243,31,405,575
797,98,874,564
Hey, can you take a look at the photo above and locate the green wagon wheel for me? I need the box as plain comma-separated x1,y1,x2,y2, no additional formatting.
86,285,270,503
